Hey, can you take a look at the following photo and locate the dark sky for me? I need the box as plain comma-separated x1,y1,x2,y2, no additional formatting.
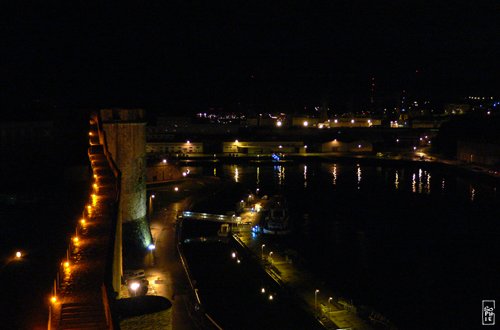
1,1,499,113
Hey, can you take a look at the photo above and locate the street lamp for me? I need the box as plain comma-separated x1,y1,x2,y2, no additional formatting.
328,297,333,313
261,244,265,260
269,251,273,263
315,289,320,314
129,282,140,297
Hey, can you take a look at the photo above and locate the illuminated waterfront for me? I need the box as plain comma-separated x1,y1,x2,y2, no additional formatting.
182,160,500,329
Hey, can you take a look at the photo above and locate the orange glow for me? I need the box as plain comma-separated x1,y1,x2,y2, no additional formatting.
73,236,79,244
51,296,57,304
80,218,86,225
89,132,93,136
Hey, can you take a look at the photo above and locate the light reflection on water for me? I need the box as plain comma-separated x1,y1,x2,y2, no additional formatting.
233,165,239,182
214,162,496,200
209,161,499,329
274,165,285,186
356,163,362,190
303,165,307,188
332,164,337,186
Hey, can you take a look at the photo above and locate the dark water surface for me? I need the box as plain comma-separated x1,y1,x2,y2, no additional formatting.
181,160,500,329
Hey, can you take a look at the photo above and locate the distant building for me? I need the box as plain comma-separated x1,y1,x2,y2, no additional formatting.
321,139,373,152
146,141,203,156
444,104,471,115
223,140,305,154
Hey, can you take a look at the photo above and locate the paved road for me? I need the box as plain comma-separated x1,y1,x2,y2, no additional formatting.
146,200,199,330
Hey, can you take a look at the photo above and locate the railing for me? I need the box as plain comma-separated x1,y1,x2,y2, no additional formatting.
181,211,242,224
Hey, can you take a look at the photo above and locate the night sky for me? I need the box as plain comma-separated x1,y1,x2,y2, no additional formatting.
1,1,499,113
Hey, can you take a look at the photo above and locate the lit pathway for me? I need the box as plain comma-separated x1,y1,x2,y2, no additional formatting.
49,129,116,329
238,229,373,330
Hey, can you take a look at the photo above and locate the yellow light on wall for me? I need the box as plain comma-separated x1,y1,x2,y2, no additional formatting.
64,261,70,269
51,296,57,304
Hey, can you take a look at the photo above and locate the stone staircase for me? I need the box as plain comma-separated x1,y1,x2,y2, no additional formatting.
59,302,108,329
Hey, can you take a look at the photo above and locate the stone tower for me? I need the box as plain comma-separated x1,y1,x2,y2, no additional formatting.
101,108,152,254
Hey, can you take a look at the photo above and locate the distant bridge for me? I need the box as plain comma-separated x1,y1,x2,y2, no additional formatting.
180,211,242,224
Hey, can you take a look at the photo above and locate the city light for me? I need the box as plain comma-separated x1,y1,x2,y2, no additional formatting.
15,251,22,259
148,244,156,251
162,159,167,164
268,294,274,300
276,120,282,127
303,121,308,127
315,289,320,312
261,287,266,293
174,187,179,192
80,218,86,226
50,296,57,304
129,282,140,296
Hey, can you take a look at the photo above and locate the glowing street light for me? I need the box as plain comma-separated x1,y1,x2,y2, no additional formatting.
269,251,273,263
129,282,140,297
148,244,155,251
162,159,167,164
15,251,22,259
328,297,333,313
261,287,266,293
50,296,57,304
174,187,179,192
314,289,320,312
261,244,265,260
80,218,86,226
268,294,274,301
276,120,282,127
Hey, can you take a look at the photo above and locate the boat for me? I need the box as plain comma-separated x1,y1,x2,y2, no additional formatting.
262,195,291,235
